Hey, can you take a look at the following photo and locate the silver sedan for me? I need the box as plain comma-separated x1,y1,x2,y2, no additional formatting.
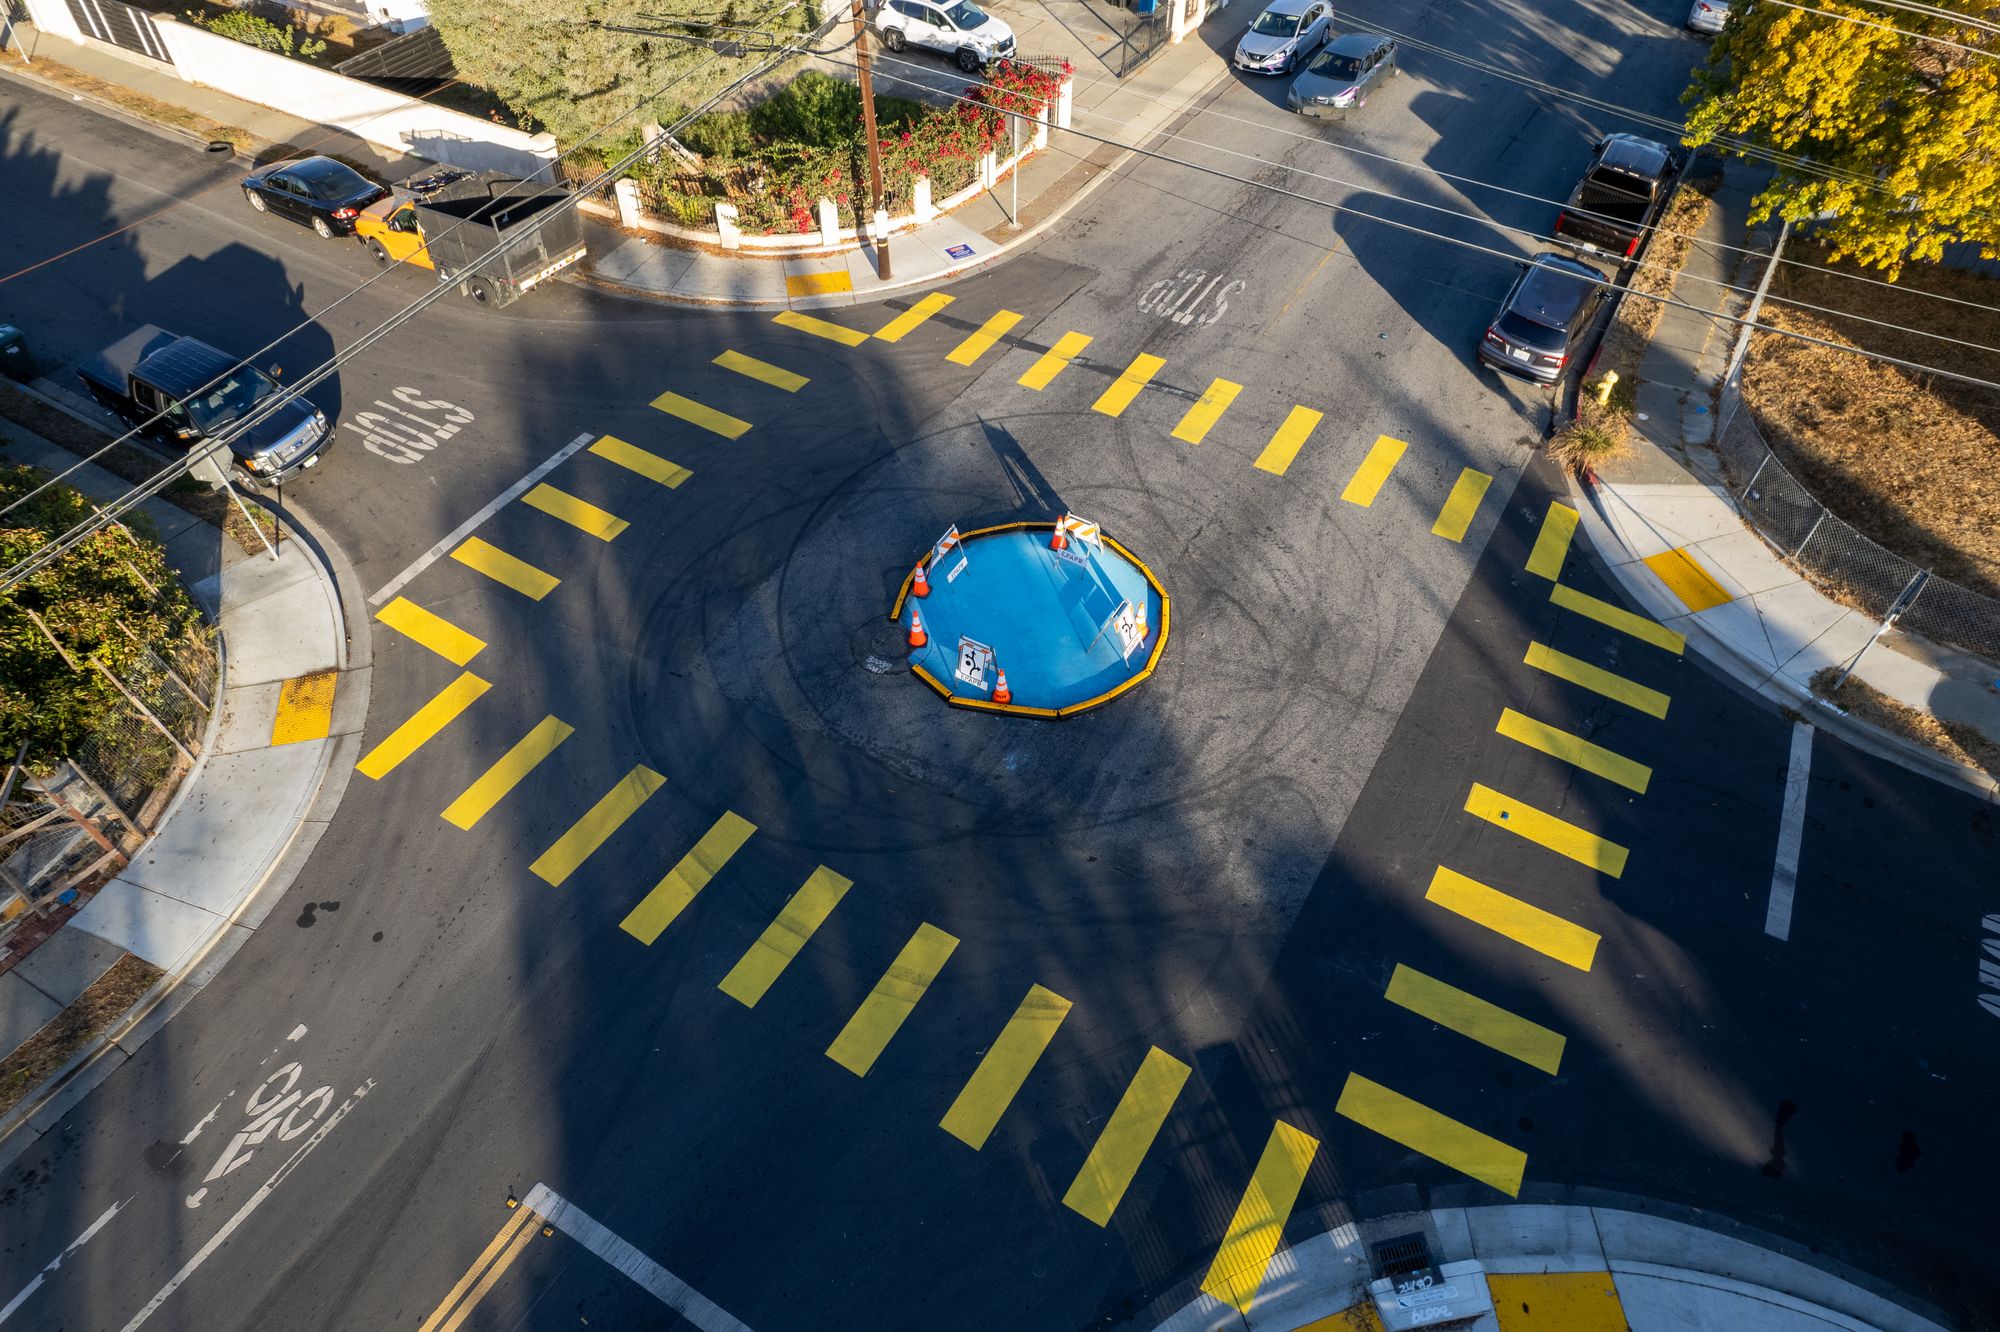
1286,32,1397,117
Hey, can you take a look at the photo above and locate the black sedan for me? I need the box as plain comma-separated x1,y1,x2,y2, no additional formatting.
241,156,389,238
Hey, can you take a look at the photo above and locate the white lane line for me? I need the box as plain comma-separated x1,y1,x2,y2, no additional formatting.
118,1080,374,1331
0,1198,129,1325
1765,720,1815,941
523,1183,753,1332
368,432,594,607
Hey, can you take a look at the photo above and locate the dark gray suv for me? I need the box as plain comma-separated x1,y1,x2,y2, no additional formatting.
1478,253,1606,385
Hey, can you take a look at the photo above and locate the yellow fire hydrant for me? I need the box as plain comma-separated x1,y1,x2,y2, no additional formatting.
1595,370,1620,406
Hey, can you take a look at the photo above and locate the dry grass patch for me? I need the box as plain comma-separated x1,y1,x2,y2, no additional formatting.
1743,247,2000,598
0,954,162,1118
9,57,251,149
1549,395,1633,474
1811,667,2000,776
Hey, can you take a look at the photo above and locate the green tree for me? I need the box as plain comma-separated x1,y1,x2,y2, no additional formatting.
1683,0,2000,276
423,0,819,151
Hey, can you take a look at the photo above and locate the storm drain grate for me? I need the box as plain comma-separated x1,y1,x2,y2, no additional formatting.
1370,1233,1435,1282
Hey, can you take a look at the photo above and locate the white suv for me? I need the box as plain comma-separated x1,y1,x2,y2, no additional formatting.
876,0,1018,72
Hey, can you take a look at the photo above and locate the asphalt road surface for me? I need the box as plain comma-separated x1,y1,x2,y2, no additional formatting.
2,0,1996,1326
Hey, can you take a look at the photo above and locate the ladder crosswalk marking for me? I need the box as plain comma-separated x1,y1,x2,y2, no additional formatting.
717,866,853,1008
1465,782,1629,878
714,350,809,392
1550,583,1686,654
1091,352,1166,417
531,765,666,887
441,715,575,830
1525,502,1580,579
587,435,692,489
617,811,758,944
1335,1071,1526,1197
1061,1046,1191,1226
1524,642,1671,719
1171,378,1242,445
1496,708,1651,793
1018,331,1093,389
522,483,628,541
1431,468,1494,542
946,310,1023,365
1384,963,1566,1074
1340,434,1408,507
826,923,959,1076
1426,866,1600,972
1197,1120,1320,1314
450,538,559,600
939,984,1073,1150
375,597,484,666
773,309,869,347
355,672,489,779
873,292,955,343
650,391,752,440
1253,406,1322,476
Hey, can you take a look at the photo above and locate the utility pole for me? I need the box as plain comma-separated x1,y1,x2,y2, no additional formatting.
851,0,890,278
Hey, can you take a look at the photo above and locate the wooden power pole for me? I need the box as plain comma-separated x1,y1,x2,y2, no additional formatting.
851,0,891,278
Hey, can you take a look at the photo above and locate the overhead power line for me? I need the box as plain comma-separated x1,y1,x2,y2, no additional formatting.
1762,0,2000,57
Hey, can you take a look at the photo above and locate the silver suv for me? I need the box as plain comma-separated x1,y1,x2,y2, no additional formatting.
876,0,1018,72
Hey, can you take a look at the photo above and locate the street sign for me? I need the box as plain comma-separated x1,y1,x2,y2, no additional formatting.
1053,512,1102,567
1109,601,1146,660
954,636,994,690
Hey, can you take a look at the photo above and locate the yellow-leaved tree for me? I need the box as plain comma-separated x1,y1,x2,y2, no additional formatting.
1683,0,2000,277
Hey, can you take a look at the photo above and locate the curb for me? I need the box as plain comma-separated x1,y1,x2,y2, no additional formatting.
0,493,373,1170
0,51,254,168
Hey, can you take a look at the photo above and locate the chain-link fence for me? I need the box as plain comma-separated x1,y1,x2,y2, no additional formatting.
1712,392,2000,662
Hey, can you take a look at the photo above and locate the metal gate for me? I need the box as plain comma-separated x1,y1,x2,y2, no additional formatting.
65,0,173,63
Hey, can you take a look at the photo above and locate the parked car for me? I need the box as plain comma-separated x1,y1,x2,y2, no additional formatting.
1687,0,1730,32
1286,32,1396,116
875,0,1016,72
1234,0,1332,75
1477,254,1607,386
1552,133,1678,260
242,156,390,238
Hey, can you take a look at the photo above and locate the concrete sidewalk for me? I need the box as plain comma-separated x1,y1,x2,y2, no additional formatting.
1570,161,2000,798
1147,1203,1950,1331
0,409,370,1163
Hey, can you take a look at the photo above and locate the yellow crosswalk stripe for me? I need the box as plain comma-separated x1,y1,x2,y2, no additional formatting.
1018,331,1093,389
1253,406,1321,476
1643,546,1734,612
717,866,853,1007
1496,708,1651,793
873,292,955,343
1431,468,1493,542
714,349,809,392
1384,964,1566,1074
1061,1046,1191,1226
1426,866,1600,971
1091,352,1166,417
441,715,574,830
1550,583,1685,654
531,765,666,887
1171,378,1242,444
1340,434,1408,507
450,537,559,600
650,390,752,440
945,310,1022,365
826,923,959,1076
355,672,489,779
1525,501,1580,579
1465,782,1628,877
522,483,628,541
774,309,869,346
1524,642,1671,719
376,597,484,666
588,434,692,489
1335,1072,1526,1197
939,984,1073,1149
1197,1120,1320,1314
618,810,758,944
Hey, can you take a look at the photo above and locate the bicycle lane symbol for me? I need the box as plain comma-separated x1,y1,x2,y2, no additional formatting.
185,1062,334,1210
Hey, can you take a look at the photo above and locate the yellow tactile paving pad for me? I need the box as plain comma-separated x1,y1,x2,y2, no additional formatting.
271,669,336,745
784,269,853,297
1643,545,1734,612
1489,1271,1628,1330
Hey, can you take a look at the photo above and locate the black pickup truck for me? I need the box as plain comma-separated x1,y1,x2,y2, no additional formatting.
1553,133,1679,260
77,326,331,487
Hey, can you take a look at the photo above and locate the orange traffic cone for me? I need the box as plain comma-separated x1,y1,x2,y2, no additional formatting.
992,665,1011,704
911,562,931,598
1050,515,1068,552
907,605,928,648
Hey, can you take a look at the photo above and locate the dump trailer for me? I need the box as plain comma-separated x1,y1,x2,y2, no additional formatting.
355,170,586,308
